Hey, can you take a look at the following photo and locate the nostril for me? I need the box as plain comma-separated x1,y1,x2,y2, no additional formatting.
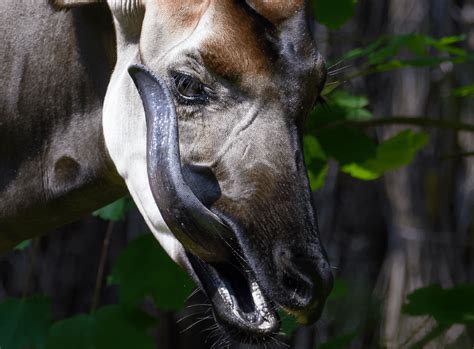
280,270,314,308
282,274,299,291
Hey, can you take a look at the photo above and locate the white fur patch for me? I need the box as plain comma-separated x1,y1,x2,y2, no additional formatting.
102,2,217,267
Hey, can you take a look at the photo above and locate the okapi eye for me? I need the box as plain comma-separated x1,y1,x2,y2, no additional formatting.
171,71,210,105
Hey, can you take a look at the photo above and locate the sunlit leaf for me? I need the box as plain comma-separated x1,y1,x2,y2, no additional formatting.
93,197,135,222
342,130,429,180
45,306,155,349
304,135,327,161
311,0,357,29
308,91,372,131
402,284,474,325
341,38,385,62
453,83,474,98
14,239,31,251
335,34,471,80
307,163,329,191
109,234,194,311
341,163,379,180
347,108,372,121
332,91,369,110
331,91,372,120
304,135,329,190
0,297,52,349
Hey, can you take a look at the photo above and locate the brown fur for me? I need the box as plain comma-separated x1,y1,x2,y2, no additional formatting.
201,1,274,80
155,0,210,28
248,0,305,23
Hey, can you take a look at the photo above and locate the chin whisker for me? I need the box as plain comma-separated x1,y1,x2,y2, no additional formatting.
184,303,211,309
185,286,203,302
327,64,351,76
180,315,212,334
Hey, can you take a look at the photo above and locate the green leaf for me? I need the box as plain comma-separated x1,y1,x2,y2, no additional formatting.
109,234,194,310
45,306,156,349
341,163,379,180
0,297,52,349
308,163,329,191
331,91,372,121
45,315,95,349
93,197,135,222
333,92,369,110
341,38,385,62
14,239,31,251
278,311,299,337
342,130,429,180
327,278,350,301
304,135,329,190
304,135,327,161
308,91,372,131
316,332,357,349
316,126,377,165
453,83,474,98
402,284,474,325
335,34,471,80
311,0,357,29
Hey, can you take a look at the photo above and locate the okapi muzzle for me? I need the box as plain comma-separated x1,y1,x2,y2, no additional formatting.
129,63,333,340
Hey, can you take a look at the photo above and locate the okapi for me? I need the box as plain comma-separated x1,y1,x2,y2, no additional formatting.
0,0,333,342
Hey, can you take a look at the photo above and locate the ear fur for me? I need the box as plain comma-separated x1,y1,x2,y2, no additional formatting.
51,0,104,8
247,0,305,24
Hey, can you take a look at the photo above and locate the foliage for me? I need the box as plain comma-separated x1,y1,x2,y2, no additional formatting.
341,130,429,180
109,234,194,311
0,234,192,349
324,34,473,94
327,278,350,301
312,0,357,29
45,306,156,349
302,31,474,190
0,298,52,349
402,284,474,325
399,285,474,347
92,196,135,222
14,240,31,251
303,89,431,189
279,310,299,337
452,83,474,98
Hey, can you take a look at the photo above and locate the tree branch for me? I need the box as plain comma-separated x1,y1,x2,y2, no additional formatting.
353,117,474,132
91,220,114,313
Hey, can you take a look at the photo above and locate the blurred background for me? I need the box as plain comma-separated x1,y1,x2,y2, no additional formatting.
1,0,473,348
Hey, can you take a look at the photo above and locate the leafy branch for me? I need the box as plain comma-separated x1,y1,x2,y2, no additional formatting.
321,116,474,133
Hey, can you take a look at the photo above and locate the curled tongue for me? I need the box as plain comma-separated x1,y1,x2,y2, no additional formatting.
129,64,234,262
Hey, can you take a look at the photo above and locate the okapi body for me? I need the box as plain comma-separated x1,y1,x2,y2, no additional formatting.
0,0,332,342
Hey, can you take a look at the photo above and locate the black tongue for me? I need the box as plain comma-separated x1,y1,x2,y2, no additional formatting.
128,64,234,263
182,164,222,208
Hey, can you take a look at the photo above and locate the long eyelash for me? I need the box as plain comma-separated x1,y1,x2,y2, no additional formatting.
175,74,202,93
171,71,210,105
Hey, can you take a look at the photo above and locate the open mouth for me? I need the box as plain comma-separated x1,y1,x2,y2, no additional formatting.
129,63,332,341
187,253,280,341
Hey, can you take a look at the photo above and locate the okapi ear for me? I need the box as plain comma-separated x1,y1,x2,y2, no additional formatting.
247,0,306,24
51,0,104,8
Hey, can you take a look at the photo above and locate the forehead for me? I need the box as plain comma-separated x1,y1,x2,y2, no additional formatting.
200,1,276,79
156,1,315,79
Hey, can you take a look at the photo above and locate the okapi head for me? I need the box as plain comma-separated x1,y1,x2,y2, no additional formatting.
58,0,333,341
